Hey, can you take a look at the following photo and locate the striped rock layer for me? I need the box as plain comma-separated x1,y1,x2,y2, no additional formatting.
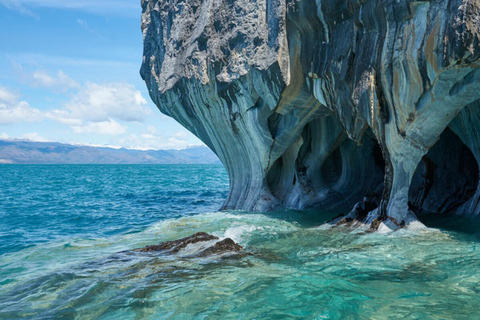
141,0,480,228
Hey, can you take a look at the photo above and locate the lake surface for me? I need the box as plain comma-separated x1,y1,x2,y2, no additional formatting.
1,165,480,319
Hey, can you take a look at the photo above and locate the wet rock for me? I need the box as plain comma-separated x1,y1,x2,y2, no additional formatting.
328,194,381,227
134,232,244,256
350,194,381,221
198,238,243,256
134,232,219,253
370,217,385,232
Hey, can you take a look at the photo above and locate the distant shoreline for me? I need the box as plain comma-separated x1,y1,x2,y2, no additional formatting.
0,140,221,165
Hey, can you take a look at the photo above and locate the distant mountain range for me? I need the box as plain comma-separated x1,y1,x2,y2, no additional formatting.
0,140,221,164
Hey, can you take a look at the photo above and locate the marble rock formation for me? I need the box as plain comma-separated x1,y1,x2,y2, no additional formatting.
141,0,480,229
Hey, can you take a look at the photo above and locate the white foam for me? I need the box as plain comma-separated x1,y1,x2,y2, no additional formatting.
222,224,260,244
178,239,219,256
407,220,427,231
376,222,394,234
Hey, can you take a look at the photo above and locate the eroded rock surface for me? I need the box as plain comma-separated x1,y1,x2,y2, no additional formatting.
141,0,480,228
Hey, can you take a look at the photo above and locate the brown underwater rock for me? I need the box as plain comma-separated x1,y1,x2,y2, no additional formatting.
134,232,243,256
198,238,243,256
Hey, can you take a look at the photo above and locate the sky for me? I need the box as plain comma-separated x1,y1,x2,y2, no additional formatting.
0,0,203,150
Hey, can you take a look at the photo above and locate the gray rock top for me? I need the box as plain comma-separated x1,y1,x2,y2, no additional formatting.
141,0,289,93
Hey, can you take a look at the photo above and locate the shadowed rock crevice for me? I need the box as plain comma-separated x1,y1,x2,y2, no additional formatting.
266,117,385,211
449,100,480,216
409,127,479,216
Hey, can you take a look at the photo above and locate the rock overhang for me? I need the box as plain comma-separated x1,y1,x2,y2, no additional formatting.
141,0,480,230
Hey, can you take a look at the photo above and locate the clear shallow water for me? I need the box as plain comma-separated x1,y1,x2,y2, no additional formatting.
1,165,480,319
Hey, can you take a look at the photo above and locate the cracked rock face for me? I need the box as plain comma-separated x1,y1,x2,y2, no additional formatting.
141,0,480,227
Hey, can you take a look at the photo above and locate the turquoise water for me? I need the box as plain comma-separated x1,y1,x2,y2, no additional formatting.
1,165,480,319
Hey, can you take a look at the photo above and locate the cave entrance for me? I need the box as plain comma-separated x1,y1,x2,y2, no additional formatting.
266,116,385,214
408,127,479,219
320,146,343,187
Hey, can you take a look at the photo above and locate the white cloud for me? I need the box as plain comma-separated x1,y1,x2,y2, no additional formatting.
0,86,19,104
46,109,83,126
14,63,80,91
0,133,9,139
115,128,202,150
0,100,43,125
0,80,149,137
56,82,150,123
0,85,43,125
31,70,80,90
46,82,151,135
31,71,55,87
71,119,127,136
21,132,48,142
172,131,189,140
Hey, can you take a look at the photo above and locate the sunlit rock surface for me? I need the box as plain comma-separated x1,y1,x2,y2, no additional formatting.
141,0,480,228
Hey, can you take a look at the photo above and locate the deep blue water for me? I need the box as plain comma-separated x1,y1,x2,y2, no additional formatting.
1,165,480,319
0,165,229,255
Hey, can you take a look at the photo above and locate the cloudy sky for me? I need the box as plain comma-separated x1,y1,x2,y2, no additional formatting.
0,0,203,149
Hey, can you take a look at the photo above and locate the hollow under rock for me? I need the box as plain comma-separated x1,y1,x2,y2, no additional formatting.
409,127,479,217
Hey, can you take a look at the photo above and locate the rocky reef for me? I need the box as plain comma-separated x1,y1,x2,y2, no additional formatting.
134,232,244,256
140,0,480,229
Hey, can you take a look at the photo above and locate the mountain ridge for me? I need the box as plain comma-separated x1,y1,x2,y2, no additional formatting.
0,140,221,164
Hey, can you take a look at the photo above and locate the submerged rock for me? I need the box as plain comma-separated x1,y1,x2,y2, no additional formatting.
198,238,243,256
141,0,480,229
134,232,244,256
134,232,218,253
